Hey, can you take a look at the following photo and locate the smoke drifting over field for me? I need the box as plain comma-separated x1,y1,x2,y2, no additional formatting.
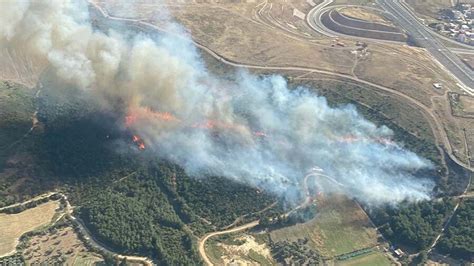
0,0,435,204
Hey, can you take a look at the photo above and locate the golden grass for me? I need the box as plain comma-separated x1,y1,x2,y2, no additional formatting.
0,200,59,256
339,7,393,26
459,95,474,114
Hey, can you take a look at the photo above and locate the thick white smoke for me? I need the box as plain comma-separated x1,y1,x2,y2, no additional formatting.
0,0,435,205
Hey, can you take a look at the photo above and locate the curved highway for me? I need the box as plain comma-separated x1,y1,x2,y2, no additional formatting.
306,0,336,37
396,0,474,51
307,0,474,94
89,1,474,173
306,1,404,44
377,0,474,94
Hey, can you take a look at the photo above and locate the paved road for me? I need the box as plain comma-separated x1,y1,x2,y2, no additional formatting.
396,0,474,51
306,0,474,90
198,169,326,265
306,0,336,37
198,220,260,265
377,0,474,94
89,1,474,174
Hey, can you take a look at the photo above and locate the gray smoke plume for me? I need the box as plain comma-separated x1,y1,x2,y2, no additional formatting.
0,0,435,205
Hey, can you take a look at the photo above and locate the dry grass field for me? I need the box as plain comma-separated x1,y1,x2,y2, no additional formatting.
459,95,474,114
339,7,394,26
405,0,454,21
270,195,378,257
149,0,468,171
333,0,376,5
22,226,103,265
0,47,47,88
0,200,60,256
100,0,460,98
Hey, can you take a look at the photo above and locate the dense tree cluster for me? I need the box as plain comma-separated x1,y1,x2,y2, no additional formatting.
373,199,454,251
0,81,37,206
2,78,461,264
78,174,200,265
176,174,280,228
0,194,61,214
72,162,282,264
260,204,317,229
270,238,322,265
438,199,474,260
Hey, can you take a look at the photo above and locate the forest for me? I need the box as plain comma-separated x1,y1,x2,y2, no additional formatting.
373,199,455,251
438,199,474,260
0,74,471,264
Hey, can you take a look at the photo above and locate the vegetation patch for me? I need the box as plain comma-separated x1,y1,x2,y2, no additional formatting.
0,200,59,256
270,238,323,265
206,233,274,265
338,250,391,266
22,226,103,265
373,198,455,251
449,92,474,119
437,199,474,260
270,195,378,257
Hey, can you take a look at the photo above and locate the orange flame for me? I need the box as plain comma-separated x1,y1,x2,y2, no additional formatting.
124,105,268,148
132,134,146,150
125,106,180,128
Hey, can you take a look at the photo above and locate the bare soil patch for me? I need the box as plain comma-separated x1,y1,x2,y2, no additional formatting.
206,233,274,265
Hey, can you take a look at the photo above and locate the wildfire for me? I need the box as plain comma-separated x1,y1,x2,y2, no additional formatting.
336,135,395,146
124,105,268,149
125,106,181,151
132,135,146,150
125,106,180,128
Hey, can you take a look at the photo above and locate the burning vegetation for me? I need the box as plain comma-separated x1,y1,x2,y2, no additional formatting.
0,0,437,205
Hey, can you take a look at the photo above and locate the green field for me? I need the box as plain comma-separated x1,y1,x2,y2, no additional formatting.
205,240,224,265
270,196,378,257
71,253,103,266
338,251,392,266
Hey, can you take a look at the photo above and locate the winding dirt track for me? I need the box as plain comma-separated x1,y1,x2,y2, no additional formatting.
88,2,474,264
89,1,473,173
0,192,153,265
197,170,329,265
198,220,260,265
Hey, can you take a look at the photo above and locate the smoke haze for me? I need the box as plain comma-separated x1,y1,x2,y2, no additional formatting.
0,0,435,205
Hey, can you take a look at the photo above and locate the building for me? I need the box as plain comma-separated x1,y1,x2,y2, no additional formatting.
394,249,405,258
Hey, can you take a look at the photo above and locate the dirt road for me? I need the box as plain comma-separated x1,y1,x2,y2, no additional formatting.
198,220,260,265
0,192,56,211
89,2,473,174
198,169,329,265
0,192,153,265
